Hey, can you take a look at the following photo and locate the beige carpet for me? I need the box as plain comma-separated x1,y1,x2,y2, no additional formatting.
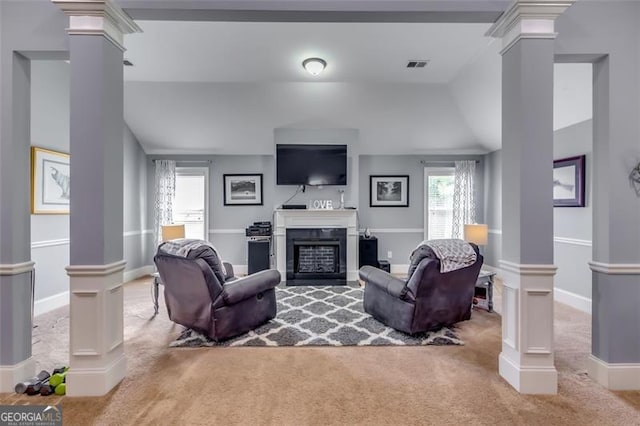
1,277,638,426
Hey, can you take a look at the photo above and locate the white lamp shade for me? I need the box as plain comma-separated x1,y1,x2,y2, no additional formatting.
162,224,185,241
464,224,488,246
303,58,326,76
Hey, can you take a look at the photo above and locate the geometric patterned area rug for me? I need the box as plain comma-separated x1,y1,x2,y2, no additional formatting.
170,286,464,348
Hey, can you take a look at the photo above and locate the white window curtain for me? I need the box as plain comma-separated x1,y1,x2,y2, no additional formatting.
452,160,476,239
154,160,176,247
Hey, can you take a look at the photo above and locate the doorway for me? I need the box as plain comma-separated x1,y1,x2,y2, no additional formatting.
423,167,455,241
173,167,209,241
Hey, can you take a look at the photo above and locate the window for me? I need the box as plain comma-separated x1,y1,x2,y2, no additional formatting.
424,167,455,240
173,168,208,241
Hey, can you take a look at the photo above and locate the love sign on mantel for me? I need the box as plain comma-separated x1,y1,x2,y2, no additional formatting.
309,199,334,210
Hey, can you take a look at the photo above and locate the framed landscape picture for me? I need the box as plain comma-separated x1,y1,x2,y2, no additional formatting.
370,175,409,207
553,155,585,207
31,147,70,214
223,174,263,206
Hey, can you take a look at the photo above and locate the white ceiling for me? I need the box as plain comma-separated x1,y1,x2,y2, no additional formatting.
121,20,592,155
123,21,494,83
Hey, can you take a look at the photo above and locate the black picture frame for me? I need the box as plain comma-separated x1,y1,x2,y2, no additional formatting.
553,155,585,207
369,175,410,207
223,174,263,206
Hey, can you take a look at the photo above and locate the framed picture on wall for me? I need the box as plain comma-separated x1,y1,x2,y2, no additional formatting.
553,155,585,207
369,175,409,207
223,174,263,206
31,146,70,214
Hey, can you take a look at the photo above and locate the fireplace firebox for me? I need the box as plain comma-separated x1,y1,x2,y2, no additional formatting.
286,228,347,284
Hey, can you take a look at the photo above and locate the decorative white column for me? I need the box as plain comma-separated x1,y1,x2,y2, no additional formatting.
487,0,574,395
52,0,141,397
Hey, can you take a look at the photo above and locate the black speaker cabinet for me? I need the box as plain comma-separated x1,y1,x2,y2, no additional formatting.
359,236,378,268
248,239,271,274
378,260,391,273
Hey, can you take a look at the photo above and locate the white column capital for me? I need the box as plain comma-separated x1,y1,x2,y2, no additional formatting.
486,1,575,55
51,0,142,51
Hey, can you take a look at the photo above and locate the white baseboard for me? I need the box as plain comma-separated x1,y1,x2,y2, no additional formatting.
233,264,248,275
123,265,154,283
34,291,69,317
33,265,152,317
554,288,592,314
390,264,410,275
477,266,593,315
0,357,36,393
499,352,558,394
588,355,640,390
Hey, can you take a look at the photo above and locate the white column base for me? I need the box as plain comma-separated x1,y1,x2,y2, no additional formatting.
0,357,36,393
499,353,558,394
66,353,127,397
498,260,558,394
587,355,640,391
66,260,127,396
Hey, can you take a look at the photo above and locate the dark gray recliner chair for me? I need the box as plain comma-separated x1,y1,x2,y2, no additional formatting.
359,242,483,334
154,240,281,341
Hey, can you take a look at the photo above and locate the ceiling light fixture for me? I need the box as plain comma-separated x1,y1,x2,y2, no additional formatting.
302,57,327,76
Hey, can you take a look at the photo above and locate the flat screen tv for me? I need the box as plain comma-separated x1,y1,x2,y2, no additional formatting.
276,144,347,186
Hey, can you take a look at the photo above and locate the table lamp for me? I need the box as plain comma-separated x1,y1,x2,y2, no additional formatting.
464,223,488,247
161,224,185,241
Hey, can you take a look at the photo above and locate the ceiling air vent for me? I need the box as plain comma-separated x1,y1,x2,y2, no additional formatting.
123,59,134,66
406,60,429,69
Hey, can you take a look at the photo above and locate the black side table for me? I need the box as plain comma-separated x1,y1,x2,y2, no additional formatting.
474,270,496,312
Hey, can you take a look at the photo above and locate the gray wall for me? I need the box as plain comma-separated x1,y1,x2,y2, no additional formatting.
359,154,485,266
553,120,592,299
556,1,640,264
123,123,149,271
146,151,486,267
482,120,593,299
146,154,352,265
555,1,640,364
483,149,501,267
0,0,69,366
146,129,360,265
30,60,70,301
0,0,68,265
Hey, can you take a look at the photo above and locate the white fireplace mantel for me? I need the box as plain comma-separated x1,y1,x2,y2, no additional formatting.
274,209,359,281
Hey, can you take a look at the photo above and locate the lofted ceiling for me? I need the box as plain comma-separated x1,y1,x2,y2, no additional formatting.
123,20,500,155
121,18,592,155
